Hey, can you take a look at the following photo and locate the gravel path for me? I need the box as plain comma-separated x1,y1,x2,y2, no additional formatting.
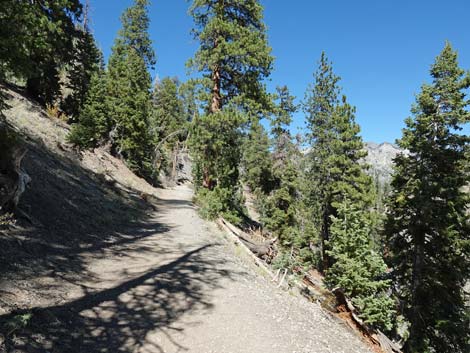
72,184,370,353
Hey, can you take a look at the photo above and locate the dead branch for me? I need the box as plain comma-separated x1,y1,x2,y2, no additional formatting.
217,218,274,278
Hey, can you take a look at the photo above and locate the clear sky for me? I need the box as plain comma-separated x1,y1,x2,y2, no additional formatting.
89,0,470,143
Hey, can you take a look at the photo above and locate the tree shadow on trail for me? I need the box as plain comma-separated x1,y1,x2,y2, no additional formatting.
0,136,169,296
1,244,236,352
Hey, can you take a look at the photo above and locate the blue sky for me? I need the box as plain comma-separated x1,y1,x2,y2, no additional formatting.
89,0,470,143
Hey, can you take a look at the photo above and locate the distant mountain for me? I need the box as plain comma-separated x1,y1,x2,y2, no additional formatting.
363,142,404,184
301,141,404,185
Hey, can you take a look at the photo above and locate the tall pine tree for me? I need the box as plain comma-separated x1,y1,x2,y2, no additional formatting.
261,86,300,246
67,67,109,148
62,22,102,120
385,43,470,353
151,77,185,143
303,53,373,271
188,0,273,114
241,119,273,194
188,0,273,218
106,0,155,178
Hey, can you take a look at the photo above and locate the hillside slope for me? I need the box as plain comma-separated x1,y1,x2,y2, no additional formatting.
0,88,371,352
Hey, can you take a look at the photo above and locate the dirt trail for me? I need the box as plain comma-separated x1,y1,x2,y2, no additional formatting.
42,184,369,353
0,87,371,352
2,184,372,353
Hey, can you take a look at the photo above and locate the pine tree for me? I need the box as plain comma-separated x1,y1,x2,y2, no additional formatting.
385,43,470,353
67,68,110,148
326,200,395,331
179,81,199,124
0,0,83,104
189,109,246,223
188,0,273,114
188,0,274,217
106,0,155,178
151,77,185,143
241,119,273,194
303,53,373,271
62,25,102,120
150,77,188,176
261,86,300,246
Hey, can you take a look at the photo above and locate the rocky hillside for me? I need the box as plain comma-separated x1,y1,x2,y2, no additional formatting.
364,142,404,184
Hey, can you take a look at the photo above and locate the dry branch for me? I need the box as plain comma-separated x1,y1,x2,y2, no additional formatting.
216,218,274,277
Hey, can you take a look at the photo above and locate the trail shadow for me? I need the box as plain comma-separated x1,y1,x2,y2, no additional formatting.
0,135,169,308
0,244,237,352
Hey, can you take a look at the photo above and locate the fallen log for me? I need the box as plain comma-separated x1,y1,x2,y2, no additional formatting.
219,217,276,258
333,288,402,353
216,218,274,278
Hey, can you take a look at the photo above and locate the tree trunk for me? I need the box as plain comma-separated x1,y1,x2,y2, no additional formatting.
0,127,29,212
320,206,332,272
210,66,221,113
404,233,425,353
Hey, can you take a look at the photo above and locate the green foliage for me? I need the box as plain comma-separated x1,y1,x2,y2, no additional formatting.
67,70,110,148
115,0,156,70
188,0,274,114
195,186,244,224
62,27,102,120
3,313,33,336
151,77,186,143
68,0,156,179
190,109,246,221
0,0,82,104
385,43,470,353
326,200,395,331
303,52,374,271
105,0,155,178
271,85,297,139
150,77,191,176
241,119,274,193
190,109,245,189
188,0,274,219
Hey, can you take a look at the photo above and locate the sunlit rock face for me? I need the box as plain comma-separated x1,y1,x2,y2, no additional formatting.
363,142,405,184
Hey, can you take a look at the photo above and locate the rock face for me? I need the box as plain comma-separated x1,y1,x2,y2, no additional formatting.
363,142,404,184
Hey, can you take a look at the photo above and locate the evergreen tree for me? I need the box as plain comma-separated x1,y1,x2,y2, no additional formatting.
189,109,246,223
385,43,470,353
106,0,155,178
150,77,187,175
326,200,395,331
303,53,373,271
67,68,110,148
188,0,273,114
241,119,273,194
261,86,300,246
179,81,199,124
0,0,83,104
62,25,102,120
188,0,274,218
151,77,185,143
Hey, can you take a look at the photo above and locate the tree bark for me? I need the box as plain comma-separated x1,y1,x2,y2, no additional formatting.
320,205,332,272
0,128,29,212
404,232,425,353
210,64,221,113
